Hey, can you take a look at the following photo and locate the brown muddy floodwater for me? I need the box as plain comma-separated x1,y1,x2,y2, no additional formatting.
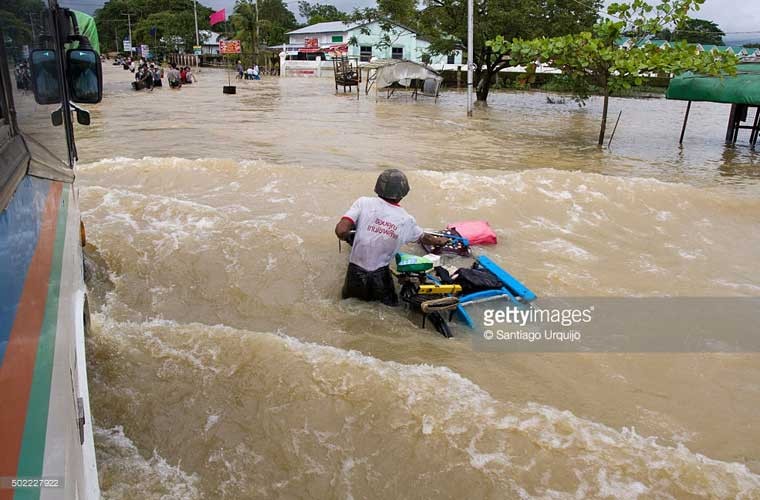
77,64,760,499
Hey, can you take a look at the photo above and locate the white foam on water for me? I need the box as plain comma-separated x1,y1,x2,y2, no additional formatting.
261,179,279,193
94,425,200,500
92,311,760,498
677,249,704,260
537,187,574,201
654,210,672,222
421,415,434,435
272,329,760,496
538,238,596,262
81,158,760,496
76,156,139,171
267,196,295,204
711,279,760,294
204,414,220,433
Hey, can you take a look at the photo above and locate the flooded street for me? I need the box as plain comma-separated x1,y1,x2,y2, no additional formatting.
78,65,760,498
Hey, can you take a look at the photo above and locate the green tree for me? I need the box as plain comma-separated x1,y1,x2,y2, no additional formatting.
416,0,601,102
0,0,46,49
133,10,207,53
231,0,258,65
673,18,724,45
95,0,213,53
297,2,348,25
258,0,298,45
229,0,296,64
657,28,673,41
492,0,738,146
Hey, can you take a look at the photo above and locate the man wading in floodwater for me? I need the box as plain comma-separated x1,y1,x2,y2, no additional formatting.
335,169,447,305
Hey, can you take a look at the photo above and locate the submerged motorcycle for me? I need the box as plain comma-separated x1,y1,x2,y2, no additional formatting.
340,229,537,338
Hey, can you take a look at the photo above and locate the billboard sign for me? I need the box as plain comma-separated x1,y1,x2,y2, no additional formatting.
219,40,241,54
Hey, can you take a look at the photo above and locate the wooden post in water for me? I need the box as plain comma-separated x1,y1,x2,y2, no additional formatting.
750,107,760,147
679,101,692,145
607,110,622,148
726,104,737,143
725,104,748,144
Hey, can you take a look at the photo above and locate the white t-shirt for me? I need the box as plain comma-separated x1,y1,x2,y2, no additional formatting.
343,196,424,271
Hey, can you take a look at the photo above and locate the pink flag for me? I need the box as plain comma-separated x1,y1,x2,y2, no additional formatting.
210,9,226,25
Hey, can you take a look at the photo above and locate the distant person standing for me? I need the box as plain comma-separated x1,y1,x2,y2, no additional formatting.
236,60,243,79
183,67,195,84
150,63,163,87
167,63,182,89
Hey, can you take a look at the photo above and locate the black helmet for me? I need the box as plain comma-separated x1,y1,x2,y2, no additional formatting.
374,169,410,201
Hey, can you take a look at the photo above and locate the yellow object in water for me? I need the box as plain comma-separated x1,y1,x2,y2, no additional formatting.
417,284,462,295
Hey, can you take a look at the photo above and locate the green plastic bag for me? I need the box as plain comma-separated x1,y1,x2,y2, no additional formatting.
395,253,433,273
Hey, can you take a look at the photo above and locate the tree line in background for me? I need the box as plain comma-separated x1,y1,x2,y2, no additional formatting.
0,0,744,147
93,0,298,55
92,0,741,145
94,0,212,54
93,0,738,62
0,0,46,46
4,0,745,63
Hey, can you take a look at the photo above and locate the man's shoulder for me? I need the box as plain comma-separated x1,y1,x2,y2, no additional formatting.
353,196,374,206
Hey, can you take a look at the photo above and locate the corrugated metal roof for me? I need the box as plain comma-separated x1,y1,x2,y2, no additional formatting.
286,21,361,35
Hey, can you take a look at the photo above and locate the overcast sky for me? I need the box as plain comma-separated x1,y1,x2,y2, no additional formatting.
69,0,760,41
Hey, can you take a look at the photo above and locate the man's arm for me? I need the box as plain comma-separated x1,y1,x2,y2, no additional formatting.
337,198,364,240
335,217,355,241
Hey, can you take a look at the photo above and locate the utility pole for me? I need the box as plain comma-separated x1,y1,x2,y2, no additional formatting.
122,12,133,53
255,0,260,62
193,0,200,47
28,12,36,41
466,0,474,117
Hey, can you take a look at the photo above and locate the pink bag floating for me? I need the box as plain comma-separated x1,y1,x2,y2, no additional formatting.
447,220,497,246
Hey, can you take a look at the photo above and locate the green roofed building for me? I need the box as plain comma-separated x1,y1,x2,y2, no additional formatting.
613,38,760,58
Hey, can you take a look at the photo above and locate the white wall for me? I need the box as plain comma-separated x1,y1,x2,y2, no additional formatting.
415,39,462,66
347,23,417,61
289,31,349,46
281,59,335,77
285,22,464,66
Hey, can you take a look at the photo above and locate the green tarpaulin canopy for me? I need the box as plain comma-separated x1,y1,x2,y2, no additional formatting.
73,11,100,54
666,63,760,105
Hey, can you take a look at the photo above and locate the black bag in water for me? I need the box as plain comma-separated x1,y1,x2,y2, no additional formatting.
453,267,503,294
434,266,453,284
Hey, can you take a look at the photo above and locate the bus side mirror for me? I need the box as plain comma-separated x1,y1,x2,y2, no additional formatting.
30,49,63,105
67,49,102,104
